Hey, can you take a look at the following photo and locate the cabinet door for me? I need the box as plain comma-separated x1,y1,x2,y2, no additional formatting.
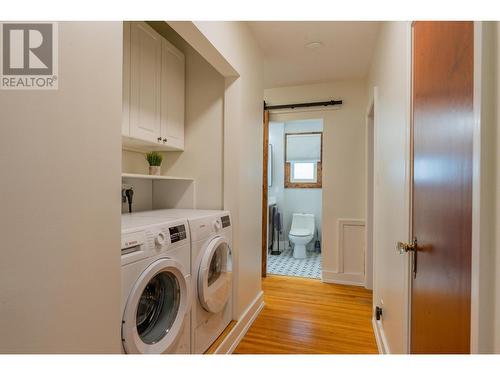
161,39,185,150
122,22,131,136
130,22,162,143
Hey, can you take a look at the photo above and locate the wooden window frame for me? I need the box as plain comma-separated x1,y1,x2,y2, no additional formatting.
284,131,323,189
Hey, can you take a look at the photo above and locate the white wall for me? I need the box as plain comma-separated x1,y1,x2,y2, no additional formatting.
169,21,264,319
268,120,323,249
265,79,367,283
122,22,225,211
367,21,412,354
0,22,122,353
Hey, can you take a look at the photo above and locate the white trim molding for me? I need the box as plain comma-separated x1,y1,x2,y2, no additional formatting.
372,317,391,354
470,19,482,355
404,19,413,355
469,20,497,354
364,92,376,290
211,291,264,354
323,219,366,286
321,270,365,286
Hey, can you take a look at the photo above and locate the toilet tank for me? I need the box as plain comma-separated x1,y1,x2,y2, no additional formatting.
291,213,315,233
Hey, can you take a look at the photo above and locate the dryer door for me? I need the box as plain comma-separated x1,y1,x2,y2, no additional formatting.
198,236,232,313
122,258,189,354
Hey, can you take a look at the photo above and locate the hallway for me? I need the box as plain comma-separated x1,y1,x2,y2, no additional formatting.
235,276,378,354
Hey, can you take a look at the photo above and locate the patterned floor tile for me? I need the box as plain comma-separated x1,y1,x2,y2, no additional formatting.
267,247,321,279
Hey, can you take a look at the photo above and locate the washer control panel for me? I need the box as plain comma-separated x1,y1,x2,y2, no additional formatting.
169,224,187,243
154,232,166,247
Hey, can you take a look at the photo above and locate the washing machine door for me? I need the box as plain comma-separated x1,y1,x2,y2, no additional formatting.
122,258,189,354
198,236,232,313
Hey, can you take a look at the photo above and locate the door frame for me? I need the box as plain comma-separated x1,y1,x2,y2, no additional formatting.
260,110,326,279
469,21,492,354
406,20,414,354
364,94,375,290
261,109,269,277
470,20,482,354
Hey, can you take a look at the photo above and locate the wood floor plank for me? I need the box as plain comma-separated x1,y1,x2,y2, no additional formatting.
234,275,378,354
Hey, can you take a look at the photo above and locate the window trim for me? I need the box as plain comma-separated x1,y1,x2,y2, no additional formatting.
284,131,322,189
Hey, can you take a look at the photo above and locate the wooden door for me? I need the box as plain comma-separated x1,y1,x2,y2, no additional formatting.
411,21,473,354
261,110,269,277
130,22,162,143
161,38,185,150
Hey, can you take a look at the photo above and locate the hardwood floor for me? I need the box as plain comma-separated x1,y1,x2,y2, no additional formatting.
234,275,378,354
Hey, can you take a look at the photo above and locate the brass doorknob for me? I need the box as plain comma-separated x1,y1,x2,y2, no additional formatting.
396,237,417,254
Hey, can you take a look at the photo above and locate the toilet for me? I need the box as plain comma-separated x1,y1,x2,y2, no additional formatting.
288,213,315,259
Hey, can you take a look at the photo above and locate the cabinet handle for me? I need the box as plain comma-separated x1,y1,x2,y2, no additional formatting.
157,137,162,142
163,138,167,143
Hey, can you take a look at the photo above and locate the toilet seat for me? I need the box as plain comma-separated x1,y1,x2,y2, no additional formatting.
290,229,312,237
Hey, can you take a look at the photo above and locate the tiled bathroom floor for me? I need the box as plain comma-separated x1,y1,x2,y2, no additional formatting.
267,247,321,279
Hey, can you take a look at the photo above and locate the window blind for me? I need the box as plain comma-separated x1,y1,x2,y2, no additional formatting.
286,133,321,161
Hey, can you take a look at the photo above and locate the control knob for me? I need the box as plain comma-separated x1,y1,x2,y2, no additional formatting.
155,232,166,247
213,219,222,231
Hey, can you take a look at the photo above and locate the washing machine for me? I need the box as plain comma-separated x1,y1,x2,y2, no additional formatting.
134,209,233,353
121,214,192,354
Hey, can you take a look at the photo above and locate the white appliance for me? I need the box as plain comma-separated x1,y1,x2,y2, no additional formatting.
121,214,192,354
134,209,233,353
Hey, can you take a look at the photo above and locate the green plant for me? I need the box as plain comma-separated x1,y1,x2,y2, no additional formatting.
145,151,163,166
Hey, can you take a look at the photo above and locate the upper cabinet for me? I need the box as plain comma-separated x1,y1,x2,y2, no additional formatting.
122,22,185,152
129,22,162,144
161,39,185,150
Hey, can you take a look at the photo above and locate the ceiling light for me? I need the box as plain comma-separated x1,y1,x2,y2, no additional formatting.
305,41,323,49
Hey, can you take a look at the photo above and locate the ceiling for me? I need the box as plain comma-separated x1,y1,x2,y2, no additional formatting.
247,21,381,88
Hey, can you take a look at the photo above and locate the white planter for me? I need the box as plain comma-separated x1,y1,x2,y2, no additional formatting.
149,166,161,176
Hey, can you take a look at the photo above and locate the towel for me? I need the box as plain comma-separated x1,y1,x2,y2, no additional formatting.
274,210,282,233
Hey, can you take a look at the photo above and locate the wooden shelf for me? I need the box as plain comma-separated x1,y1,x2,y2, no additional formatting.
121,173,194,181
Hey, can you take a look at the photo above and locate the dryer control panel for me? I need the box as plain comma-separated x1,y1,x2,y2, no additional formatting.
221,215,231,228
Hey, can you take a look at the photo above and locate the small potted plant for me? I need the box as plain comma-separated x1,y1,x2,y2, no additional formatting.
146,151,163,176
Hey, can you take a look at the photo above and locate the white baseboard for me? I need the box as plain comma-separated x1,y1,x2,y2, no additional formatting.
212,291,265,354
322,270,365,286
372,317,390,354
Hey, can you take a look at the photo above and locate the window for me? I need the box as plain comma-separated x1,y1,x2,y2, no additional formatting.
291,161,317,183
285,132,322,188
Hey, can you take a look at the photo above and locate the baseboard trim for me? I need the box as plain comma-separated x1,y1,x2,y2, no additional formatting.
372,317,390,354
212,291,265,354
322,270,365,286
